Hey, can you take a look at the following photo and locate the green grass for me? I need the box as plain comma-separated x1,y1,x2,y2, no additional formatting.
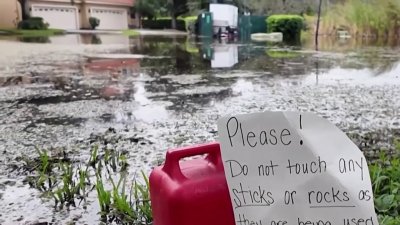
22,137,400,225
0,29,65,37
266,50,301,58
122,29,140,36
24,145,152,224
370,139,400,225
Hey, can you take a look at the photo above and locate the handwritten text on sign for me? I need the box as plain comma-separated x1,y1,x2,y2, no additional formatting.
218,112,378,225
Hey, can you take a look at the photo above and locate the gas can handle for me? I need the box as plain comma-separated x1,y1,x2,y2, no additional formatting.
163,142,221,181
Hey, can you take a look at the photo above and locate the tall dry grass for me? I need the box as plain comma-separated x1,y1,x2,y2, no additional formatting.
320,0,400,38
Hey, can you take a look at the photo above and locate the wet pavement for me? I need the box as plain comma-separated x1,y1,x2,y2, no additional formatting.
0,34,399,224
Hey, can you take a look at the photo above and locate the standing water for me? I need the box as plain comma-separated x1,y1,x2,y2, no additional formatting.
0,34,399,224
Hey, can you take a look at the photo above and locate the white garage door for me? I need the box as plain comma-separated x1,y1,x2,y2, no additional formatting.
90,8,128,30
32,5,79,30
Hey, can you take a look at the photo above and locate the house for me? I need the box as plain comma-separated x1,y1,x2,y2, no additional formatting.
25,0,135,30
0,0,22,29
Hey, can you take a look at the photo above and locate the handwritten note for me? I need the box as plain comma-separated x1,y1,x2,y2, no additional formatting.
218,112,378,225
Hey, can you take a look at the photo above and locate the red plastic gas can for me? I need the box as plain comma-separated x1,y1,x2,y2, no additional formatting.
149,142,235,225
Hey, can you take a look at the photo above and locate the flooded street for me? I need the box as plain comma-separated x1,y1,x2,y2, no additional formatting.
0,34,399,224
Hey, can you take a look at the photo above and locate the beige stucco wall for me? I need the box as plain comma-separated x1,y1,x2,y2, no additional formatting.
80,4,91,29
0,0,22,29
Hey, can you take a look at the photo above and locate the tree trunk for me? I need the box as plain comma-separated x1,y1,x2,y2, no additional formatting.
18,0,29,20
135,12,142,28
168,0,176,29
171,16,177,30
315,0,323,51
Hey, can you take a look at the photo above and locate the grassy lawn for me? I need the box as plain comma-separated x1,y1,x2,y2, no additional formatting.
266,50,301,58
122,29,140,36
0,29,65,37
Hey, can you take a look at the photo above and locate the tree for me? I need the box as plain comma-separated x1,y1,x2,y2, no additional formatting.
231,0,320,15
132,0,190,29
169,0,189,29
187,0,211,14
315,0,322,50
132,0,168,27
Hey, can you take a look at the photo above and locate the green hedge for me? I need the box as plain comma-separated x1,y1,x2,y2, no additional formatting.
267,15,304,42
142,18,193,31
182,16,197,32
18,17,48,30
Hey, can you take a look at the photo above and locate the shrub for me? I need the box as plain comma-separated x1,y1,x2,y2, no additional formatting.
142,18,187,31
267,15,304,42
305,5,316,16
89,17,100,30
182,16,197,32
18,17,48,30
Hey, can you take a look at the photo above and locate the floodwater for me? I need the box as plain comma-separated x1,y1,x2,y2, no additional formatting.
0,34,399,224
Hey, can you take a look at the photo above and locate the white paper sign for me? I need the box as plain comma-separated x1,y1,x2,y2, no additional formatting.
218,112,379,225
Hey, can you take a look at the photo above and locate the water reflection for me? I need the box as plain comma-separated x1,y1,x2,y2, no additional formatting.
84,58,140,75
16,34,131,45
303,36,400,51
0,34,400,126
134,77,151,106
9,34,400,76
211,44,239,68
1,34,400,86
1,36,400,225
304,62,400,86
18,36,50,43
